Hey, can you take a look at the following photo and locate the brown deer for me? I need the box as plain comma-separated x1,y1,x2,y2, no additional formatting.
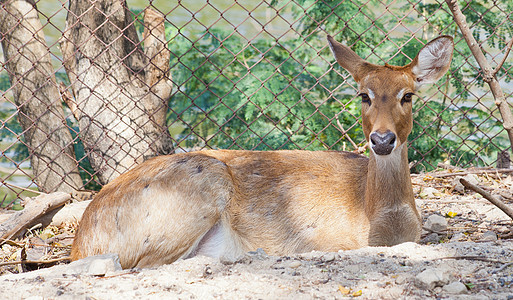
71,35,454,269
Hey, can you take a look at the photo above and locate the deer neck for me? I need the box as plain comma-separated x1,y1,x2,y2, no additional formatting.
364,143,415,218
363,143,420,246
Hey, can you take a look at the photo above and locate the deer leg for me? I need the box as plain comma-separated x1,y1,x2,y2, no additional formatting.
72,154,235,269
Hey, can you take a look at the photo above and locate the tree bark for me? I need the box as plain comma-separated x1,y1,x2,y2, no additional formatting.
60,0,173,184
445,0,513,152
0,192,71,244
0,0,83,193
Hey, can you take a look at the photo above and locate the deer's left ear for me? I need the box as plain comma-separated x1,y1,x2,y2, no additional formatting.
409,36,454,87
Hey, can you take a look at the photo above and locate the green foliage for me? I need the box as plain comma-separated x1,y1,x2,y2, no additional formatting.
0,0,510,193
405,1,512,169
0,72,98,190
159,0,511,170
166,24,359,150
66,120,102,191
0,99,29,164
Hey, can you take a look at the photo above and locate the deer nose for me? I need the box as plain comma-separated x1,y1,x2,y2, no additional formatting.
370,131,396,156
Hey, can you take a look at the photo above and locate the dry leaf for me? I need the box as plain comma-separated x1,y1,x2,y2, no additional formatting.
423,175,434,182
446,211,457,218
338,285,350,295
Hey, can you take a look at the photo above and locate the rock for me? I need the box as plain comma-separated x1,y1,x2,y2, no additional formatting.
288,261,302,269
419,187,439,198
25,237,48,261
67,253,123,276
49,200,91,226
443,281,468,294
421,233,439,244
450,232,467,242
452,176,465,193
0,253,123,282
453,174,480,193
247,248,268,259
480,231,498,242
415,268,450,290
463,174,480,186
321,253,336,262
424,215,448,232
395,274,409,285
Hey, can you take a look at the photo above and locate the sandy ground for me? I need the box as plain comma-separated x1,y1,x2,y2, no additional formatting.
1,171,512,299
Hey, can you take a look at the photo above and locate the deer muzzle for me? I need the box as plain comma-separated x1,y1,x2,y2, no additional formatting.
370,131,396,156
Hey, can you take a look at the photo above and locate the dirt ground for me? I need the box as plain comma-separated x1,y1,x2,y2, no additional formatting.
1,168,512,299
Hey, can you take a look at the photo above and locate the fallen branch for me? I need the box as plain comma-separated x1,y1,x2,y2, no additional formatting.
0,257,70,267
435,255,504,264
437,162,462,171
430,168,513,178
492,261,513,274
460,178,513,220
1,182,43,195
0,192,71,245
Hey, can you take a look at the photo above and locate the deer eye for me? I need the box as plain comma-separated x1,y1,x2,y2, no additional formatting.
359,93,371,105
401,93,414,105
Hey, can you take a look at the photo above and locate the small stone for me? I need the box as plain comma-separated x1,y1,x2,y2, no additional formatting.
497,226,510,234
415,268,449,290
86,255,123,276
443,281,467,294
395,274,409,285
288,261,302,269
302,251,324,260
66,253,122,276
463,174,480,186
480,231,498,242
322,253,336,262
452,177,465,193
247,248,268,258
424,215,448,232
419,187,439,198
421,233,439,244
450,232,467,242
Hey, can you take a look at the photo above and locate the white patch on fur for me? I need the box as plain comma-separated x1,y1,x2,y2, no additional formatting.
328,40,336,60
396,88,406,100
412,38,453,86
192,223,226,258
186,222,244,262
367,88,375,100
373,143,404,173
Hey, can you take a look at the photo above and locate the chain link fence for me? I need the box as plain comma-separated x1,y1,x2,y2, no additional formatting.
0,0,512,202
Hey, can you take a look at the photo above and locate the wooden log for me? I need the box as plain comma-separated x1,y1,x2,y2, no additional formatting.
0,192,71,245
460,178,513,220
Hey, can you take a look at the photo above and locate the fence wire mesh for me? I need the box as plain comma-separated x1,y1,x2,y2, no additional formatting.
0,0,512,202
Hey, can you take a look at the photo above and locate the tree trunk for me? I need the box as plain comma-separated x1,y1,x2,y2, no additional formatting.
60,0,173,184
0,0,83,193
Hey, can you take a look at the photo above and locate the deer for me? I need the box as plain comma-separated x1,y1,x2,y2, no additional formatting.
71,35,454,269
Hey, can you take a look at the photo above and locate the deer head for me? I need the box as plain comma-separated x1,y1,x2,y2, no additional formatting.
327,35,454,156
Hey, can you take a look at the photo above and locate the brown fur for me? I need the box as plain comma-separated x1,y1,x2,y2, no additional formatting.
72,35,454,269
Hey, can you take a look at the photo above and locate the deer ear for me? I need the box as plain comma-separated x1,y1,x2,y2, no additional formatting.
327,35,366,81
410,36,454,87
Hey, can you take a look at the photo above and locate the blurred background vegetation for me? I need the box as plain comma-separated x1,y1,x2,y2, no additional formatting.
1,0,512,201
